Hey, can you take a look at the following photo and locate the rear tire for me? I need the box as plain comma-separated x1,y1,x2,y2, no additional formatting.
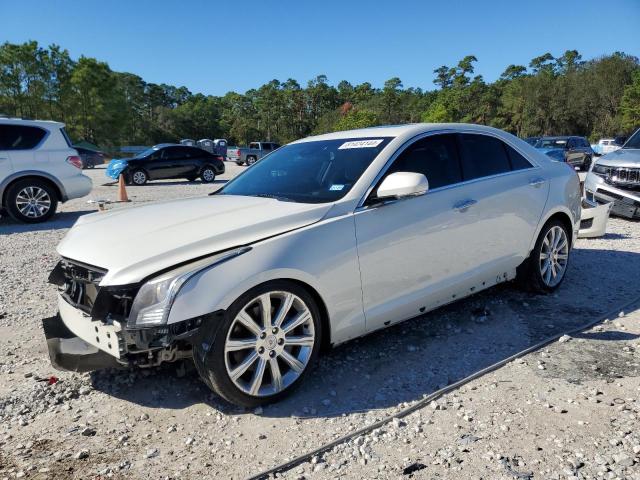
193,281,322,407
5,178,58,223
516,219,570,293
200,166,216,183
582,155,592,171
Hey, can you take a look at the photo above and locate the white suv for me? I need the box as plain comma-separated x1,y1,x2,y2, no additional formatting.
0,119,92,223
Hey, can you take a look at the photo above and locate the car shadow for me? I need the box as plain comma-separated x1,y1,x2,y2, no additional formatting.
89,246,640,418
0,210,95,234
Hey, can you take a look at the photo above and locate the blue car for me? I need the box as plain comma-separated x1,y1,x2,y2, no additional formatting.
537,147,566,163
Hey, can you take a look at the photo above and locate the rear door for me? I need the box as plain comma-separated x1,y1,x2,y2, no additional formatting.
455,133,549,271
0,124,47,176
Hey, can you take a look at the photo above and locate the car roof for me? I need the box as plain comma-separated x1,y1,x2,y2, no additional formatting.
0,118,65,129
292,123,518,145
152,143,181,149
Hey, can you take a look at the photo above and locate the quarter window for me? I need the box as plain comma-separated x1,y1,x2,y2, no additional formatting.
505,144,533,170
384,134,462,190
0,125,46,150
457,134,512,180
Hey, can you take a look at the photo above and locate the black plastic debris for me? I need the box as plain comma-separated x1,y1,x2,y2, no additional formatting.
402,462,426,476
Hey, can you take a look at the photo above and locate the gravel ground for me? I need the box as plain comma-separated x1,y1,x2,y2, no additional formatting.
0,165,639,480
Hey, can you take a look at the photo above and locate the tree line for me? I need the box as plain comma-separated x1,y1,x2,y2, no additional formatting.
1,41,639,152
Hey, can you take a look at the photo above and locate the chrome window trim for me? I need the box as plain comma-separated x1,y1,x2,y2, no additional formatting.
356,128,540,210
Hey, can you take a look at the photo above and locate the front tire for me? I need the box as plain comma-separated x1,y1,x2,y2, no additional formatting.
517,219,570,293
131,169,148,185
582,155,592,171
5,179,58,223
194,281,322,407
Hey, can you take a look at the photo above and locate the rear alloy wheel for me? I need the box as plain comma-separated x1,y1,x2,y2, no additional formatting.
201,166,216,183
6,179,58,223
517,219,570,293
194,282,321,407
131,169,147,185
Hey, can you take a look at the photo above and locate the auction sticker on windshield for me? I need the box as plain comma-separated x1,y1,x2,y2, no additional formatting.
338,139,384,149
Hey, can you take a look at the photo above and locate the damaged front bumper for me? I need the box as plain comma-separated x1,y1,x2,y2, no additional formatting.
42,314,123,372
578,199,612,238
43,294,201,373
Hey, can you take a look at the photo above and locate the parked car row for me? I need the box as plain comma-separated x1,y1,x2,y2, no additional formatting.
106,144,225,185
532,136,593,170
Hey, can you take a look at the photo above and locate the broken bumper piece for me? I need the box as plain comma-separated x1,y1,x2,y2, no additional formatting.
578,199,612,238
42,314,123,372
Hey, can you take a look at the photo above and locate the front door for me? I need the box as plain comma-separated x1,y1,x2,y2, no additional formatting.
354,133,482,332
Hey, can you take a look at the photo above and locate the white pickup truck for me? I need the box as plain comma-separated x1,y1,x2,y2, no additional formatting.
231,142,281,166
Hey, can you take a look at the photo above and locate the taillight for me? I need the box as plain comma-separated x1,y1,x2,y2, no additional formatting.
66,156,83,169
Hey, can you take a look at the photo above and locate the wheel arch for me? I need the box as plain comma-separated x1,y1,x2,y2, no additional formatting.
275,278,332,351
1,173,65,206
530,207,576,252
169,269,334,349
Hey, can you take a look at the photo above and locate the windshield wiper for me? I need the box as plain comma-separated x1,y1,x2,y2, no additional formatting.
252,193,296,202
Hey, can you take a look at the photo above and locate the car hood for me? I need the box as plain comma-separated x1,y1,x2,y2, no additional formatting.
595,149,640,168
57,195,332,285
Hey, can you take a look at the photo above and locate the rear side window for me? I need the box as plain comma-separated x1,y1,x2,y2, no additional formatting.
457,134,512,180
386,134,462,189
504,144,533,170
0,125,47,150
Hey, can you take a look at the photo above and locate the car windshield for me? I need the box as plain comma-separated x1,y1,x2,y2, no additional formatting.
133,147,158,159
622,129,640,149
219,137,393,203
536,138,567,148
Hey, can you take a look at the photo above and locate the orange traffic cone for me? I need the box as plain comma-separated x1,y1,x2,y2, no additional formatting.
117,174,130,202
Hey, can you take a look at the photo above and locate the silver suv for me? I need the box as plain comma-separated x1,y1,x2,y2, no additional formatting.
585,128,640,219
0,119,92,223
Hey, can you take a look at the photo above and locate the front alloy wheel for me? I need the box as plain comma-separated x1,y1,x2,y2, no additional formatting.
131,170,147,185
194,282,321,407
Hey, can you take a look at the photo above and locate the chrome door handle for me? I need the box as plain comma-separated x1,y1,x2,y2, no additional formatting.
529,177,546,188
453,199,477,212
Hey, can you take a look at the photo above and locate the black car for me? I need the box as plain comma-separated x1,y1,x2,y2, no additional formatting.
74,146,105,169
535,136,594,170
123,144,225,185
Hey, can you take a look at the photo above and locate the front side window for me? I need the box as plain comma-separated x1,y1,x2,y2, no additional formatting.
220,137,393,203
458,133,512,180
384,134,462,190
0,125,46,150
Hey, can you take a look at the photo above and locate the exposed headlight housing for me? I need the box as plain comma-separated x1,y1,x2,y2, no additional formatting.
591,163,609,176
127,247,251,328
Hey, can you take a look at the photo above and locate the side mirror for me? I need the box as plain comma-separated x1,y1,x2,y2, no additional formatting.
376,172,429,200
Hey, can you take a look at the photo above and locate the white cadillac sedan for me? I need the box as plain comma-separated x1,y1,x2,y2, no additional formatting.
43,124,581,406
